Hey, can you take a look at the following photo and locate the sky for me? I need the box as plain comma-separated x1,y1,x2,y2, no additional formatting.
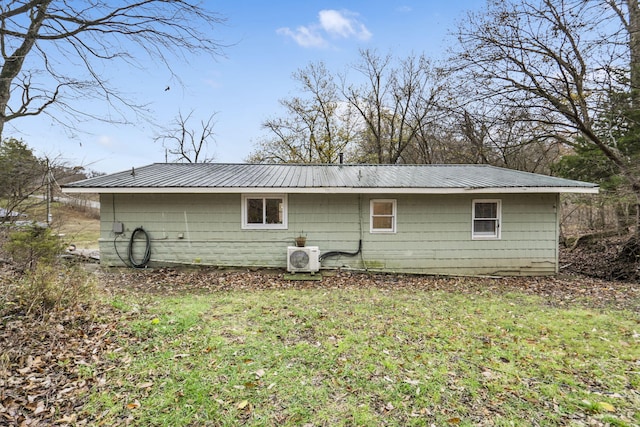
9,1,487,174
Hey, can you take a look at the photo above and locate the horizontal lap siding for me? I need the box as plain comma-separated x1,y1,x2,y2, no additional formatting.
290,194,361,247
350,193,558,275
100,193,293,267
98,192,559,276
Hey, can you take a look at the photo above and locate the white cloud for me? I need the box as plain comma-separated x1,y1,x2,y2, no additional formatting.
319,10,372,41
276,26,328,49
277,9,371,48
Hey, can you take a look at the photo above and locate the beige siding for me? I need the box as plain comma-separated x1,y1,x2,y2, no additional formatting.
99,192,560,276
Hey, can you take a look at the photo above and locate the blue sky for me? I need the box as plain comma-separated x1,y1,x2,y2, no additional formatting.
11,1,486,174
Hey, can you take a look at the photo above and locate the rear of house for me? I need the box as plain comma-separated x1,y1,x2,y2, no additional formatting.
62,163,598,276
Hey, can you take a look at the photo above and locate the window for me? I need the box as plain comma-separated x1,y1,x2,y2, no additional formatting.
472,199,501,239
370,199,396,233
242,194,287,229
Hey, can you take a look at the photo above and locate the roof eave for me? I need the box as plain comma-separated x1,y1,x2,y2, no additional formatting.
61,186,599,195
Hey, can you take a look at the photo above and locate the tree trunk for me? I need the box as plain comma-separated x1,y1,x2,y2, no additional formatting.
0,2,51,139
629,0,640,109
627,0,640,234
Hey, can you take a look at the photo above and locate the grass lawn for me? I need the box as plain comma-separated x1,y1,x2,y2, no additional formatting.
50,203,100,250
84,278,639,426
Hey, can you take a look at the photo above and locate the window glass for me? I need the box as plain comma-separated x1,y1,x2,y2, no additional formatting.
373,201,393,216
475,202,497,219
370,199,396,233
247,198,263,224
474,219,496,234
242,195,287,229
472,200,501,239
373,216,393,229
265,198,283,224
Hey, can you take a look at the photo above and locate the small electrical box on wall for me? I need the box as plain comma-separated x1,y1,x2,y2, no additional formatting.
112,222,124,234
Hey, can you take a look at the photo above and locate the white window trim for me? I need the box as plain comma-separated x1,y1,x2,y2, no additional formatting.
472,199,501,240
242,194,288,230
370,199,397,234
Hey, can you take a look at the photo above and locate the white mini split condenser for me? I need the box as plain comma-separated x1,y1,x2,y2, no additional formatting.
287,246,320,273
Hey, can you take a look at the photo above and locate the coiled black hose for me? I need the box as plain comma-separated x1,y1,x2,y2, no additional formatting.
128,227,151,268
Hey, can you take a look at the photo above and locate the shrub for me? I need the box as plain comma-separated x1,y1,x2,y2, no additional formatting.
3,224,63,270
16,264,96,316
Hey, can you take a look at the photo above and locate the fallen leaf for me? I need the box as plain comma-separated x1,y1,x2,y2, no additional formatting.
127,400,141,410
55,414,77,424
237,400,249,410
255,368,266,378
33,401,46,415
137,381,154,389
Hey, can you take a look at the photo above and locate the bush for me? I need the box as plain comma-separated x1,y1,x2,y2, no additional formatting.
3,225,63,270
1,225,96,317
16,264,96,316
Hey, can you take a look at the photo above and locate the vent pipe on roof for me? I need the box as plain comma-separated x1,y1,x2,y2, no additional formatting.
339,152,344,164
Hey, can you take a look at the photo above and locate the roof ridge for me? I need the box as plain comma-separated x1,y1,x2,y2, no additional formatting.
150,162,493,167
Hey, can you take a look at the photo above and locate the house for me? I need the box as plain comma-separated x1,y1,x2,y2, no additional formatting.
61,163,598,276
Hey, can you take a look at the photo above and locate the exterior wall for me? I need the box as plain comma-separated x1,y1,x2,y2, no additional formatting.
98,192,560,276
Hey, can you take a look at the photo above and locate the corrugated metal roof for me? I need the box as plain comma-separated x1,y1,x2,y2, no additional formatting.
62,163,599,194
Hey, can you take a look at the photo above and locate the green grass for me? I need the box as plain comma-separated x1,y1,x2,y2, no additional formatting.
86,287,640,426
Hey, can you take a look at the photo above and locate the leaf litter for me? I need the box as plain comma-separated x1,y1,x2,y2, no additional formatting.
0,265,638,425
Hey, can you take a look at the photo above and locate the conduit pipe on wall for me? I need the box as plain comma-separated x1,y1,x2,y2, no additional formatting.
319,239,362,262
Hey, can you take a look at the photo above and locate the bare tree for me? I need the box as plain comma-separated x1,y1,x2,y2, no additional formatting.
0,1,225,138
249,62,356,164
342,50,445,164
155,111,217,163
446,104,564,173
453,0,640,229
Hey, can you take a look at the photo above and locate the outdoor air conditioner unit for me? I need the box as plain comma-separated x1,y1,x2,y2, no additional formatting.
287,246,320,273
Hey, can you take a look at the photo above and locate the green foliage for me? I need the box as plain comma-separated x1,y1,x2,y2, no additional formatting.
3,225,64,270
0,138,45,199
15,264,96,316
552,142,623,191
